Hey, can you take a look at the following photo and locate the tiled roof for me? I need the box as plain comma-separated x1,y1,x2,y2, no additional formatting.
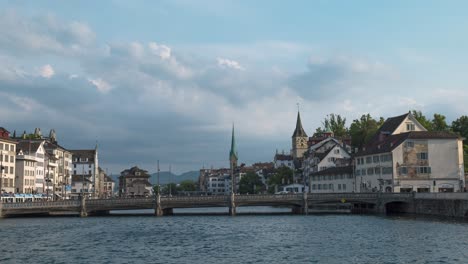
16,141,42,154
70,149,96,160
275,154,293,161
357,131,460,156
310,165,353,176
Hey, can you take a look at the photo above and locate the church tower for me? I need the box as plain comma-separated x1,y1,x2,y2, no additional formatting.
229,124,238,194
292,111,308,159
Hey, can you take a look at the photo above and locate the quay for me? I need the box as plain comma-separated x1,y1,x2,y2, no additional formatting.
1,192,468,219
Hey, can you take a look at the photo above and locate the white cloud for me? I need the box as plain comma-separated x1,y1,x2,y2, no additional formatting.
149,42,171,60
88,78,112,93
39,64,55,78
217,58,245,70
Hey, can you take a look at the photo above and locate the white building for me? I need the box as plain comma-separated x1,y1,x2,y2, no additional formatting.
0,128,17,194
310,166,354,193
70,147,100,197
355,112,465,193
16,140,46,194
274,152,294,169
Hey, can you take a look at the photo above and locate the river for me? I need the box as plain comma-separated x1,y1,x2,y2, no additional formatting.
0,208,467,263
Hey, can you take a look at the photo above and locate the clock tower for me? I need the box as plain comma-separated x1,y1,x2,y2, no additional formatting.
292,111,308,159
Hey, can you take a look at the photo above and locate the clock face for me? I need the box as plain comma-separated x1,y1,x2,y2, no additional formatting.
296,137,307,148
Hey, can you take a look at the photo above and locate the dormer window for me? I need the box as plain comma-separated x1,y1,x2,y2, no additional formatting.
406,123,415,131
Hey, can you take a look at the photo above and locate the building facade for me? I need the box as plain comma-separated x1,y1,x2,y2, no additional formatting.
119,166,152,197
0,128,17,194
355,113,465,193
70,147,100,198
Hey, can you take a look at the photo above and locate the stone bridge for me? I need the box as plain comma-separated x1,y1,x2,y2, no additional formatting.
1,193,467,218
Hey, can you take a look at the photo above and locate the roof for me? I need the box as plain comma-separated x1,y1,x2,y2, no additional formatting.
128,179,152,187
275,154,293,161
104,175,114,182
229,125,238,161
315,147,335,161
70,149,96,161
120,166,150,177
311,165,353,176
377,113,409,135
16,141,42,154
357,131,460,156
292,111,308,138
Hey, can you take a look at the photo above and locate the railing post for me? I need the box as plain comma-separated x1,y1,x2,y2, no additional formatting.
155,194,163,216
80,196,88,217
229,193,236,216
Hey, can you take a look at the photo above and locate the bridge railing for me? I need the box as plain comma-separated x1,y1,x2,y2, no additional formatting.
163,195,229,202
2,200,80,209
415,193,468,200
235,194,301,201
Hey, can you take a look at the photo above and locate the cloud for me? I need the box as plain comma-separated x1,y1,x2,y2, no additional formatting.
39,64,55,78
149,42,171,60
88,78,112,93
0,10,95,56
217,58,245,70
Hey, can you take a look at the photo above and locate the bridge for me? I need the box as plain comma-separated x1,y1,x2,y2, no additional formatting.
1,193,468,218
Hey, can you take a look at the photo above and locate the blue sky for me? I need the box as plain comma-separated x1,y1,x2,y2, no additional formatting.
1,0,467,174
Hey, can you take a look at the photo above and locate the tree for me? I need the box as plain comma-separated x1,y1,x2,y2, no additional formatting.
411,110,433,131
349,114,384,150
162,183,178,195
238,171,263,194
432,113,448,131
267,166,293,193
177,180,197,192
322,114,348,137
452,116,468,139
452,116,468,171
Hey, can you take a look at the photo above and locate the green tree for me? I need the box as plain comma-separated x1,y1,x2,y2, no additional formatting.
177,180,197,192
239,172,263,194
452,116,468,171
432,113,449,131
162,183,178,195
322,113,348,137
267,166,293,193
411,110,433,131
349,114,384,150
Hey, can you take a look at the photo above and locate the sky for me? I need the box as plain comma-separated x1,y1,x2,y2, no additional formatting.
1,0,468,174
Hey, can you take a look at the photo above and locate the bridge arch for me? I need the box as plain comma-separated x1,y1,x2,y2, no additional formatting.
385,201,411,214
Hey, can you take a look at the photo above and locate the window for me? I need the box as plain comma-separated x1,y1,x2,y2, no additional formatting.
4,144,8,151
312,184,316,190
357,158,361,165
373,156,380,163
417,152,428,160
10,166,13,174
399,167,407,175
9,156,13,163
374,167,381,175
323,184,328,190
10,145,14,152
367,168,374,175
329,184,333,190
328,157,335,162
406,123,415,131
338,184,342,190
318,184,321,190
405,141,414,148
89,164,92,168
88,170,92,175
343,184,347,190
355,170,361,176
366,157,372,164
361,169,367,176
417,167,431,174
382,167,393,174
334,149,340,154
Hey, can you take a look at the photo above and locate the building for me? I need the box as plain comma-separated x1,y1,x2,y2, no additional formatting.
273,151,294,169
70,147,100,198
0,128,17,194
119,166,152,197
229,125,238,194
70,174,93,198
355,112,465,193
291,111,308,160
310,166,354,193
15,140,46,194
103,174,115,198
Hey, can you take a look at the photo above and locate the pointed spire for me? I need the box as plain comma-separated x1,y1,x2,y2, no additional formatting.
292,111,307,138
229,124,238,161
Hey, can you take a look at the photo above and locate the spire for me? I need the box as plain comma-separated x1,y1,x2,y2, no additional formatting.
292,111,307,138
229,124,238,161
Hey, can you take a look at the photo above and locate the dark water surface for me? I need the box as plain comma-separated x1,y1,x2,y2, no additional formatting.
0,209,467,264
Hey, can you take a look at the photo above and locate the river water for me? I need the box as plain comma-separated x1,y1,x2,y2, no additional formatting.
0,208,467,264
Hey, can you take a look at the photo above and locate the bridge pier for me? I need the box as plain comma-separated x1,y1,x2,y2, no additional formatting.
155,194,163,217
303,192,308,215
80,196,88,217
229,192,236,216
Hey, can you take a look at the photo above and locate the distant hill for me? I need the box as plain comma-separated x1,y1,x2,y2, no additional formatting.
110,171,199,185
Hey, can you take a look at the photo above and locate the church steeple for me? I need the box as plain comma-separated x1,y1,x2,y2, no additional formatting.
229,124,238,162
292,111,307,138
